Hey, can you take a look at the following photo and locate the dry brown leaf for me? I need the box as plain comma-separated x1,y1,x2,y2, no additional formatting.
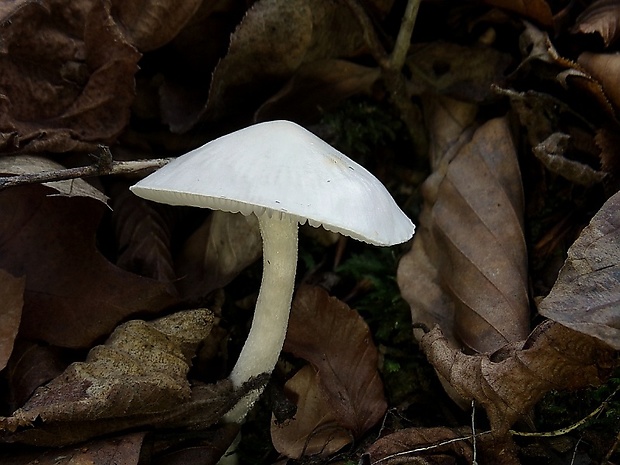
0,270,25,371
513,18,619,119
482,0,553,27
406,42,512,102
538,190,620,348
158,0,249,133
365,427,474,464
112,188,177,284
398,112,529,353
0,309,213,445
533,132,607,186
577,52,620,111
0,0,140,154
151,423,240,465
284,285,387,437
5,341,67,411
271,365,353,459
109,0,203,51
255,59,381,122
176,211,262,300
420,321,615,436
595,127,620,175
0,431,146,465
0,185,178,348
0,155,109,204
573,0,620,47
204,0,368,121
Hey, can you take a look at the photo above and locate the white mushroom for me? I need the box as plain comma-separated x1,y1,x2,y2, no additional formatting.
130,120,414,422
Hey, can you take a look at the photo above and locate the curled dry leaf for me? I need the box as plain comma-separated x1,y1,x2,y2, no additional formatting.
398,111,529,353
109,0,203,51
538,190,620,348
0,155,109,204
0,309,213,446
573,0,620,47
0,0,140,154
0,270,25,371
533,132,607,186
420,321,616,436
0,185,178,348
205,0,369,121
176,211,262,300
278,286,387,449
365,427,474,465
271,365,353,459
515,22,616,118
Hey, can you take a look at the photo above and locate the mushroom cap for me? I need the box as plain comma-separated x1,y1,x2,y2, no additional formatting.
130,120,414,246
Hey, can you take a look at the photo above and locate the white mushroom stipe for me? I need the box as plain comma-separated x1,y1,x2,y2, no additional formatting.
129,120,415,423
223,212,298,422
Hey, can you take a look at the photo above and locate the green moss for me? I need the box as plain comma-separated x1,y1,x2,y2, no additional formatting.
321,100,403,156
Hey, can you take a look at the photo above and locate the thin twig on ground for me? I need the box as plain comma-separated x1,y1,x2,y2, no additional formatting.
0,146,173,190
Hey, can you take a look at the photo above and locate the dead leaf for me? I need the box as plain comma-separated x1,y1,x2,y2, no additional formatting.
0,270,25,371
406,42,512,102
398,113,529,353
204,0,368,121
573,0,620,47
109,0,203,51
176,211,262,300
420,321,615,436
595,126,620,176
152,423,241,465
512,22,617,119
0,0,140,153
0,184,178,348
255,59,381,122
538,190,620,348
397,97,478,347
0,155,109,204
5,340,67,410
0,309,213,445
158,0,249,133
577,52,620,111
533,132,607,186
283,285,387,437
112,188,177,284
365,427,474,464
0,431,146,465
271,365,352,459
481,0,553,27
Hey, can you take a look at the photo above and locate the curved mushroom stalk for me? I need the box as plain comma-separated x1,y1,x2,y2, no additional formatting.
224,212,298,423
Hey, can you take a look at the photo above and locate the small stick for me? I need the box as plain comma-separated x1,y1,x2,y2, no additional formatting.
0,146,173,190
343,0,426,155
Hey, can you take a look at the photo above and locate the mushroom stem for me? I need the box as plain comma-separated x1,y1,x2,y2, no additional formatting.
225,212,298,422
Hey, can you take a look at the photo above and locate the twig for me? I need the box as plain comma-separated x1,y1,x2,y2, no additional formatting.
390,0,421,70
343,0,426,156
370,431,490,464
0,146,173,190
